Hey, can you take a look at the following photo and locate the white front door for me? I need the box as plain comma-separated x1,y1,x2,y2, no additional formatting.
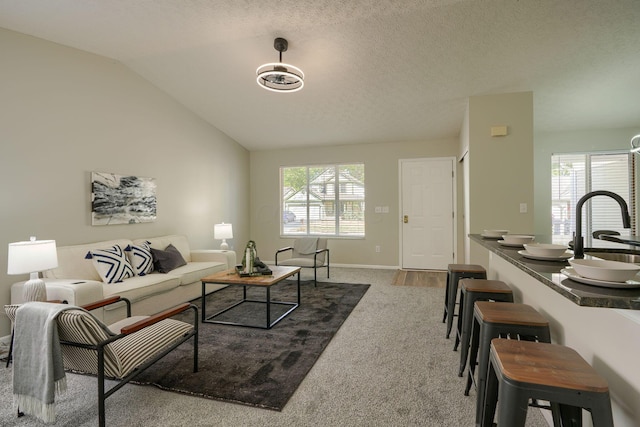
400,158,455,270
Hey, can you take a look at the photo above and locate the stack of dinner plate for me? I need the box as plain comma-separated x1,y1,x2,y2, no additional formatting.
518,243,572,261
481,229,509,239
498,234,535,247
562,258,640,288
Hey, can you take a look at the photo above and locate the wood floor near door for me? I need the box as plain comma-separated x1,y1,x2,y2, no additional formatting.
392,269,447,288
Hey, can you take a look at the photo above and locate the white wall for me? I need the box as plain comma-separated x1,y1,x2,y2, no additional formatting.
0,28,250,335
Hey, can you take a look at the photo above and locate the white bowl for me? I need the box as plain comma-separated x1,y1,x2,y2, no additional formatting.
568,259,640,282
501,234,535,245
523,243,568,258
483,229,509,238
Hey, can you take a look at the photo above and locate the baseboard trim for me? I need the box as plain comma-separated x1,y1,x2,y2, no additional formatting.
330,263,399,270
263,262,399,270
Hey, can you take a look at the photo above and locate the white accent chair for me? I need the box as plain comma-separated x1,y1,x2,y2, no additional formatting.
275,237,329,286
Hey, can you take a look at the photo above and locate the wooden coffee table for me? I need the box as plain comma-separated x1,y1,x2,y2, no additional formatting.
200,266,301,329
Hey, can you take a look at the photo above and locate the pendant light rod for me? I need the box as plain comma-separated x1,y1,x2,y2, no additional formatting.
275,38,287,63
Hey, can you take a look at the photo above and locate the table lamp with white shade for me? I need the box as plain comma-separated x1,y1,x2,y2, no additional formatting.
214,223,233,250
7,236,58,302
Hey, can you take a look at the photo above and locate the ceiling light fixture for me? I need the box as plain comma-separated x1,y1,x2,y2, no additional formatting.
256,37,304,93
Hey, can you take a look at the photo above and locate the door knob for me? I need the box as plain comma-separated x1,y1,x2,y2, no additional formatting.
403,215,408,223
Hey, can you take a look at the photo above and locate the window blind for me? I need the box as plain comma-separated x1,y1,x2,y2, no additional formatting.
551,152,634,239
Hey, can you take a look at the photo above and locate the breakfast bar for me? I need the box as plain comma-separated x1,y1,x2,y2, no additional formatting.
470,234,640,426
470,234,640,310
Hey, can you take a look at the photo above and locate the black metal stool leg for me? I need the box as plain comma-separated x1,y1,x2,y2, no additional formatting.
5,330,14,368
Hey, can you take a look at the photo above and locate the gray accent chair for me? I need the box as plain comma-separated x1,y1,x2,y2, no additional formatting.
275,237,329,286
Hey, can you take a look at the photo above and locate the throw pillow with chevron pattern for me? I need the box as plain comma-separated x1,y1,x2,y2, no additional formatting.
85,245,135,284
125,241,154,276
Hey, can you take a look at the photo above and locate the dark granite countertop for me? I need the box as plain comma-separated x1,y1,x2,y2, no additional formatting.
470,234,640,310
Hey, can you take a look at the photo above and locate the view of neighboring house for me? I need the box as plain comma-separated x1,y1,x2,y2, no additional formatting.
282,166,365,236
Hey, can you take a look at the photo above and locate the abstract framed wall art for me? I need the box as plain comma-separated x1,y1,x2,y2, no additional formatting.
91,172,157,225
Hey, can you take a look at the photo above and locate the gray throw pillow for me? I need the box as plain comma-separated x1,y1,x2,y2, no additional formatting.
151,243,187,273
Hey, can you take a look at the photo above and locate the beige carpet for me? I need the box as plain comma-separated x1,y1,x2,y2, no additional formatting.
392,269,447,288
0,267,549,427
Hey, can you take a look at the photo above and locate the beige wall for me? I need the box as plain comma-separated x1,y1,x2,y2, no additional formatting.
0,28,250,335
468,92,534,233
3,26,637,340
249,139,460,268
461,92,534,265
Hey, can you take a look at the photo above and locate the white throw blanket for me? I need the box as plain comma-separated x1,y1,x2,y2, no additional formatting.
13,302,77,423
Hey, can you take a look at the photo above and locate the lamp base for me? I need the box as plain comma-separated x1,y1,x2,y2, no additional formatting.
23,277,48,302
220,240,229,250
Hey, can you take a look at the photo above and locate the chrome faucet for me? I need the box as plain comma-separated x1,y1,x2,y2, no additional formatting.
573,190,631,258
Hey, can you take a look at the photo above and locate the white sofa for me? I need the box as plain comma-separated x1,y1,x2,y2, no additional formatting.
10,234,235,323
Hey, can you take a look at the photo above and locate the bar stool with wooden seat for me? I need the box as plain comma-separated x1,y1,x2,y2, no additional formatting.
482,338,614,427
454,279,513,377
465,301,551,426
443,264,486,339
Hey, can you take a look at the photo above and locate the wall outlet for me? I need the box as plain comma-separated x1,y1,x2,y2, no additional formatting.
520,203,528,213
375,245,381,253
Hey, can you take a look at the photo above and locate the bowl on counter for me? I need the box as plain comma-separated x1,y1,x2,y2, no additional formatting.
568,259,640,282
501,234,535,245
483,229,509,238
523,243,568,258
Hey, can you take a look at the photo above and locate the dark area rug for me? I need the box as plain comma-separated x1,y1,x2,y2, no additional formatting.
131,280,370,411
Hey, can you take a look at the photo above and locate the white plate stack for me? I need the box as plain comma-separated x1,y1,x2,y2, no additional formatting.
498,234,535,248
481,229,509,239
519,243,572,261
562,259,640,288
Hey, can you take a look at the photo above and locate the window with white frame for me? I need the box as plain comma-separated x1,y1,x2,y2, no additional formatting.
551,151,635,241
280,164,365,237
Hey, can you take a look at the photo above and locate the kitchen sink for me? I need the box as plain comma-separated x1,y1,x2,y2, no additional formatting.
584,251,640,264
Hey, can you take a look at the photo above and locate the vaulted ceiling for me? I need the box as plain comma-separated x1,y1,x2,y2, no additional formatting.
1,0,639,150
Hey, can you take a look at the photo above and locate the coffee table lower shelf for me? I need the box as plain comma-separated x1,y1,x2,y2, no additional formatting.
203,292,299,329
201,266,301,329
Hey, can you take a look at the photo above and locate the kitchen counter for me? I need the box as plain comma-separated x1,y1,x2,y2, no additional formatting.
470,234,640,310
470,233,640,425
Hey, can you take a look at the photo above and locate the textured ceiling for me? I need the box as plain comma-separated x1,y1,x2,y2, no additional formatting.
1,0,639,150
